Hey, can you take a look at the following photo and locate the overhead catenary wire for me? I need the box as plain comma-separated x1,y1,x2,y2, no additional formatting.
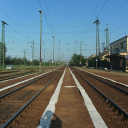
101,0,128,23
38,0,59,50
96,0,107,17
80,0,99,41
0,9,39,43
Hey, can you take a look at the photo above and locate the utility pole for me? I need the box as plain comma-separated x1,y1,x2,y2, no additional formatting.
76,49,77,67
74,49,75,66
0,42,1,66
0,40,2,67
80,41,83,65
33,40,34,65
44,49,45,66
102,42,105,53
63,52,64,66
31,40,34,66
59,41,60,66
1,21,8,69
50,54,51,66
61,54,62,66
93,18,100,69
104,24,109,53
23,50,26,66
39,9,42,71
52,36,54,65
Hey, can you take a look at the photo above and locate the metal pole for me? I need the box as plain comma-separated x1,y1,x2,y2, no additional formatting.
74,49,75,66
33,40,34,65
76,49,77,67
23,50,25,66
52,36,54,65
44,49,45,66
80,41,83,65
39,10,42,71
31,43,33,65
80,42,81,64
126,43,128,71
104,24,109,53
50,54,51,66
63,52,64,66
1,21,8,69
0,42,1,66
93,18,100,69
59,41,60,65
98,23,100,56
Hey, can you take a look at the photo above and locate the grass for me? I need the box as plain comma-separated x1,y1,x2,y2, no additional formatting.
0,65,58,71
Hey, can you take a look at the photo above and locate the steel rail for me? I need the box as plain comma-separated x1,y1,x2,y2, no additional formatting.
1,71,60,128
0,70,55,99
0,71,18,75
74,70,128,119
0,70,35,81
74,68,128,95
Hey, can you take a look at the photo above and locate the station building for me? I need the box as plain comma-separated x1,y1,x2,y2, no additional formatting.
106,36,128,70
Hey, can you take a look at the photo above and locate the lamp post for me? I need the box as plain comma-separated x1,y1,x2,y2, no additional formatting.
39,9,42,71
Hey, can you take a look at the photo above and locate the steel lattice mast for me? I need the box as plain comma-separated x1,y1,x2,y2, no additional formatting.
93,18,100,69
104,24,109,53
1,21,8,69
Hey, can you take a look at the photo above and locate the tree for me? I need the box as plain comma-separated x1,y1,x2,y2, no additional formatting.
5,55,12,65
69,54,87,67
88,56,110,68
88,57,96,67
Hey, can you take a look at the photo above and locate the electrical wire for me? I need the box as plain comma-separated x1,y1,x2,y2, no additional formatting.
97,0,107,17
0,9,39,43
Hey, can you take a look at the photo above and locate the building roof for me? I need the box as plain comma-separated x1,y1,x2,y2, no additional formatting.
87,54,96,59
110,35,128,45
105,52,126,58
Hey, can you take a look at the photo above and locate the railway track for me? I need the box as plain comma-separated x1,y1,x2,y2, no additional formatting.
0,67,65,127
0,68,61,97
0,70,36,81
0,70,18,75
70,67,128,127
0,67,55,81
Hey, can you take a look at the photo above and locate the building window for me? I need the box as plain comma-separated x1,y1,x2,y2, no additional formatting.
111,47,112,52
120,42,123,49
114,45,115,51
123,41,127,51
117,44,119,50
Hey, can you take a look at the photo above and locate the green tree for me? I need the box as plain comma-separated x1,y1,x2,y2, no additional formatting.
88,56,110,68
5,55,12,65
88,57,96,67
70,54,87,67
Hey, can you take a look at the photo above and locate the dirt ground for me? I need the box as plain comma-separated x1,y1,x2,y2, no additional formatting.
80,68,128,85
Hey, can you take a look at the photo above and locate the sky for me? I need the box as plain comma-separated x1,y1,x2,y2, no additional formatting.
0,0,128,62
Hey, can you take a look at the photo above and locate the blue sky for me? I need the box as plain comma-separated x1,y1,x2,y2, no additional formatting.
0,0,128,62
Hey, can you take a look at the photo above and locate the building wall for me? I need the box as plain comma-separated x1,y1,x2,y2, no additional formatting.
109,36,128,69
110,57,125,69
110,36,128,55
